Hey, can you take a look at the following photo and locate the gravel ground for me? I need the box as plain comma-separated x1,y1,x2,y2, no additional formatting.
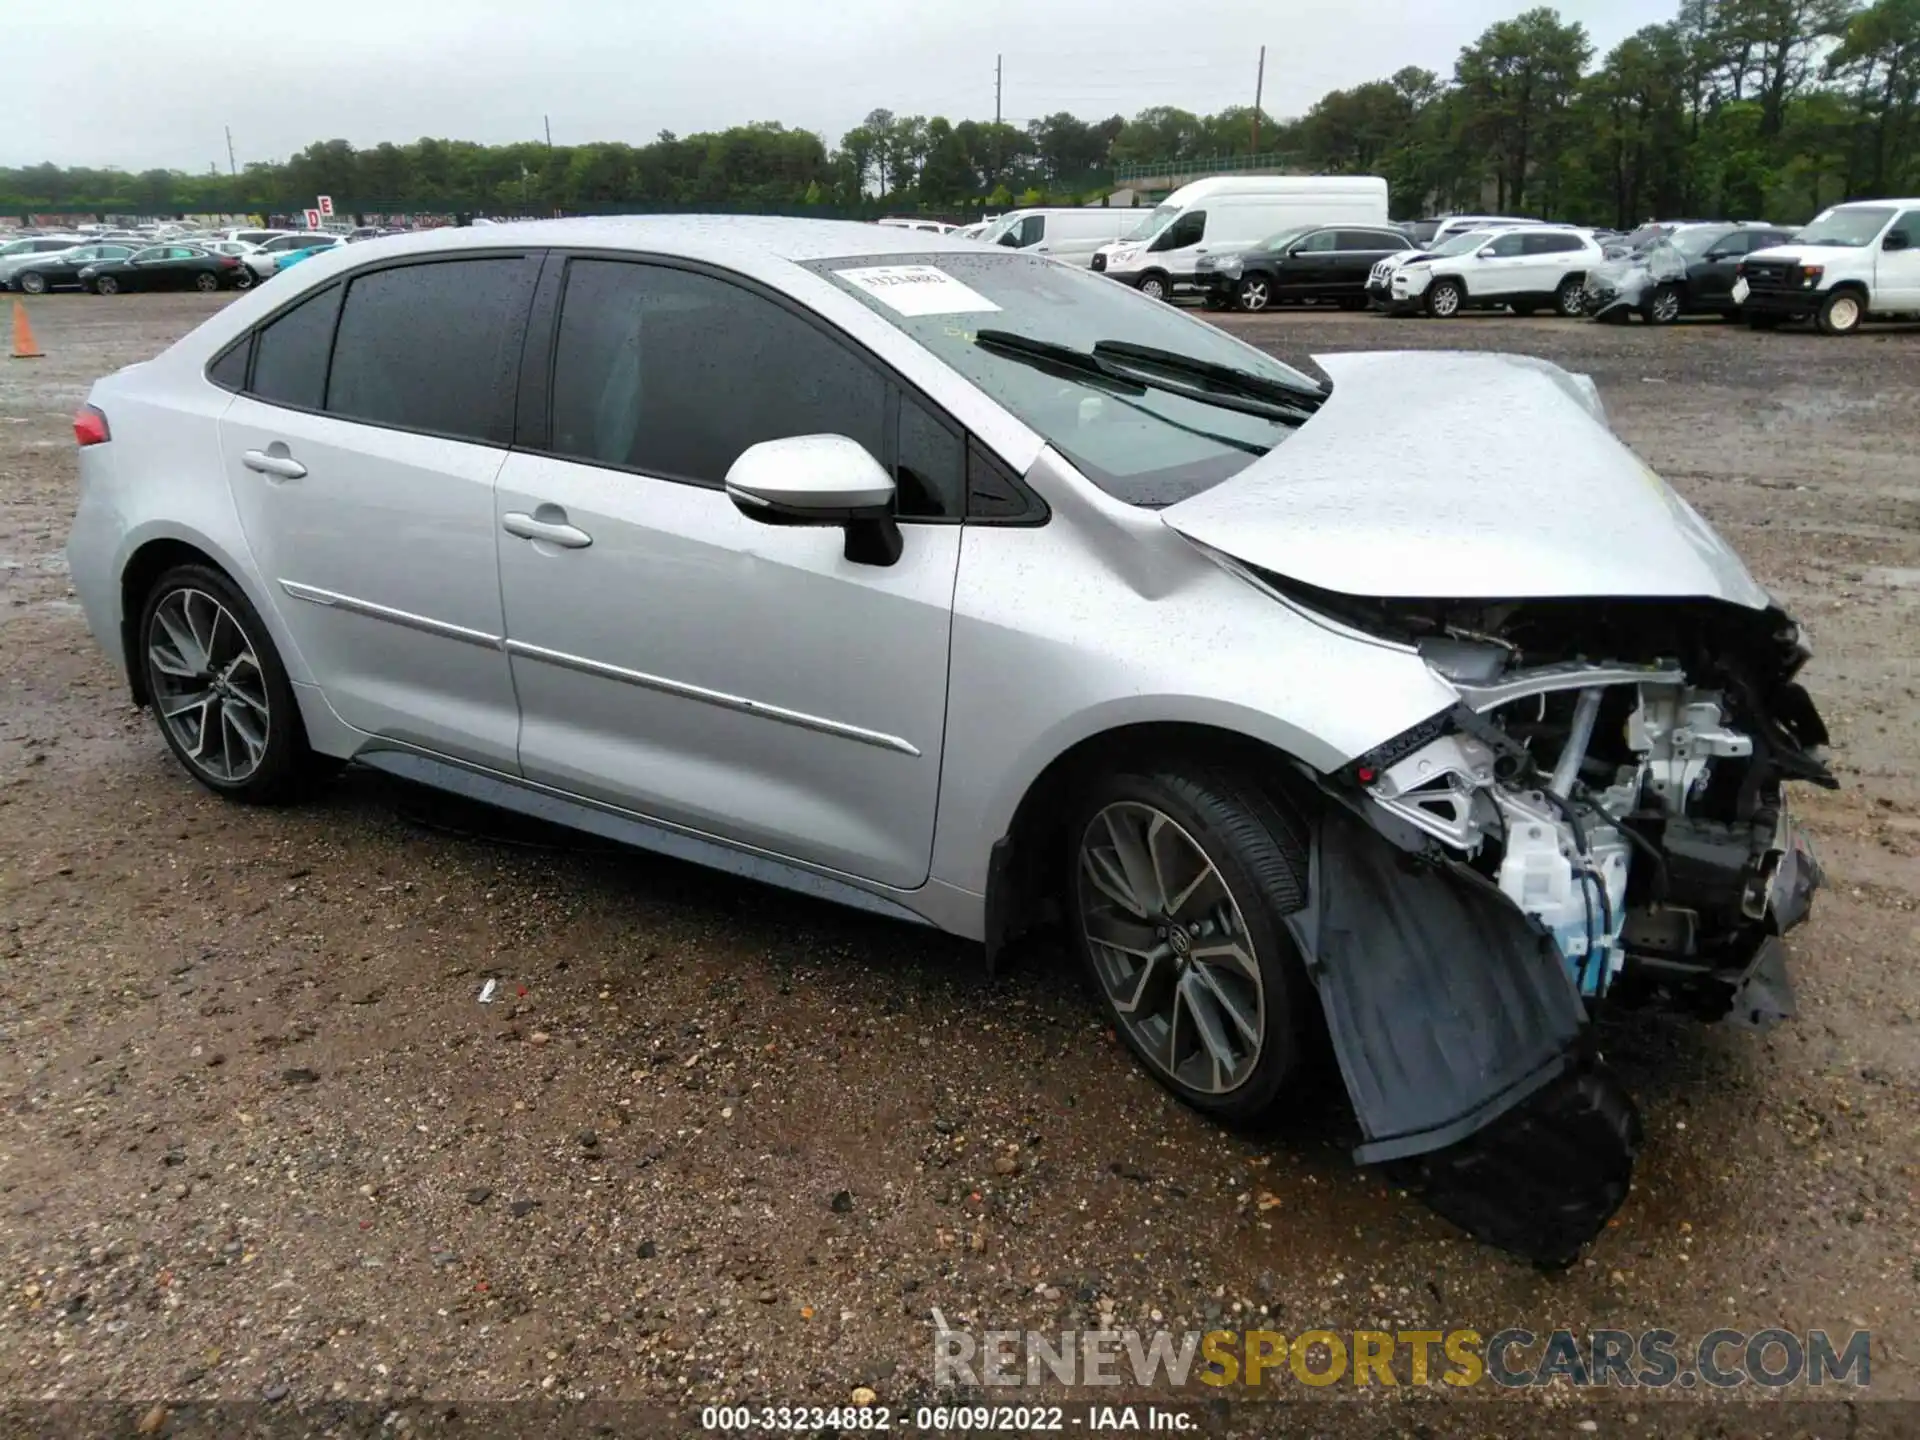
1,292,1916,1436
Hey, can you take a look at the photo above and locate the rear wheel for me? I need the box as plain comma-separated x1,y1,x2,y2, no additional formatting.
1426,279,1464,318
18,271,47,295
232,267,254,290
1643,283,1682,325
95,274,120,295
193,271,220,293
139,564,327,804
1555,275,1588,317
1067,766,1313,1124
1234,275,1271,312
1816,288,1864,335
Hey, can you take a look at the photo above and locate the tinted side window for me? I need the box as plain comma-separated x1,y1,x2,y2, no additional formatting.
1162,211,1205,247
1293,230,1338,252
1490,234,1528,257
548,258,884,489
207,336,250,391
1018,214,1046,247
1892,210,1920,241
1524,233,1581,255
895,395,963,519
248,283,342,411
326,258,535,445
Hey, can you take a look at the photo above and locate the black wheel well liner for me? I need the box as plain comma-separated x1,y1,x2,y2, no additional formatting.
119,537,223,707
982,721,1315,967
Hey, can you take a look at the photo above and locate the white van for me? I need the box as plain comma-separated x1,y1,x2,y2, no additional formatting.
1093,175,1390,299
975,208,1140,266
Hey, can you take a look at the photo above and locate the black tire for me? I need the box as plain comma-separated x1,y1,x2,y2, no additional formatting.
1234,275,1271,312
232,268,254,290
1643,283,1682,325
1397,1060,1642,1268
95,274,120,295
193,271,220,293
1065,765,1314,1125
18,271,47,296
138,563,326,805
1136,272,1172,303
1425,278,1464,318
1555,275,1588,317
1816,287,1865,335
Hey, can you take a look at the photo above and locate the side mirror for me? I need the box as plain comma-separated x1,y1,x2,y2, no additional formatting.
1477,247,1497,259
725,434,902,567
1885,230,1911,251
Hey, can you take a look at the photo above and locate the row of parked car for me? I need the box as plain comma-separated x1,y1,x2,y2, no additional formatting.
0,226,374,295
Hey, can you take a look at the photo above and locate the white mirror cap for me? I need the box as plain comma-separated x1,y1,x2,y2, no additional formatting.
724,434,895,512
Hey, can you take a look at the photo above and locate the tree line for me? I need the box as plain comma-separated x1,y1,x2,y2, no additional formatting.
5,0,1915,226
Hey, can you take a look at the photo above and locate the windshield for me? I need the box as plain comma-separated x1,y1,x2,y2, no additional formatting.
1257,225,1313,252
1124,203,1178,243
1795,206,1894,246
809,252,1321,507
1428,230,1497,258
976,215,1017,245
1669,227,1730,257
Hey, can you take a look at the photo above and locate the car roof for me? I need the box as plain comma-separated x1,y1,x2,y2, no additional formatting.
322,215,986,267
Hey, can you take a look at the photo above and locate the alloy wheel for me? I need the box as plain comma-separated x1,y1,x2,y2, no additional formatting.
1139,277,1167,301
20,272,46,295
1650,289,1681,324
195,273,219,292
146,587,272,783
1237,278,1270,312
1076,801,1265,1095
1430,284,1460,317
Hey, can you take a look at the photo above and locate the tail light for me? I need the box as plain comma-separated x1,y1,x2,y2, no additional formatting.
218,256,239,267
74,404,110,447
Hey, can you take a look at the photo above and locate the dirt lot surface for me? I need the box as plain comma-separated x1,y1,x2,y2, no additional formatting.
1,293,1916,1436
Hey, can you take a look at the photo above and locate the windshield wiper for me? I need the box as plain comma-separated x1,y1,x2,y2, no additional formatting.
974,330,1315,426
1091,340,1327,416
971,330,1270,456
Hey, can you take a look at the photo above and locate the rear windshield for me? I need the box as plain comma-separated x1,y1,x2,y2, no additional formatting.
808,252,1320,508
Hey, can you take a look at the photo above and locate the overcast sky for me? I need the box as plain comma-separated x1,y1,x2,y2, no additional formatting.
16,0,1676,172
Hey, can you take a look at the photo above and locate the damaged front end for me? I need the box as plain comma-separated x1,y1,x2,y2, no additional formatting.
1585,240,1689,321
1278,585,1832,1262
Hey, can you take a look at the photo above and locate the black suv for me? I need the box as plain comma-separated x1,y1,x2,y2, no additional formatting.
1589,223,1797,323
1197,225,1413,312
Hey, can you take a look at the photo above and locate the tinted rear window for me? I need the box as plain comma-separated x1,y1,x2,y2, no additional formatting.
248,283,342,411
325,258,535,445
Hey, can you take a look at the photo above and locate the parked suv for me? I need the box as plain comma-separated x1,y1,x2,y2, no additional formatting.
1735,200,1920,334
1383,226,1600,317
1365,228,1502,307
66,217,1829,1267
1197,224,1412,311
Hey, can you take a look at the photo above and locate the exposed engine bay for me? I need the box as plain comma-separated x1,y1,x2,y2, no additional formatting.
1321,585,1832,1021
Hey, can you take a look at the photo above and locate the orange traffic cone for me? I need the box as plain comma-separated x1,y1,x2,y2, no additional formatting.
10,299,43,359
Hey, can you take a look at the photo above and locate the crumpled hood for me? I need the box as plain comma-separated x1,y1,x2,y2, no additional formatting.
1160,350,1770,606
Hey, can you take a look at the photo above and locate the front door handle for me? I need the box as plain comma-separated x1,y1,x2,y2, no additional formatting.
503,510,593,549
242,448,306,480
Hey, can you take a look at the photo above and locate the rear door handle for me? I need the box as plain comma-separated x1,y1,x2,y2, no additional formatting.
242,448,306,480
503,510,593,549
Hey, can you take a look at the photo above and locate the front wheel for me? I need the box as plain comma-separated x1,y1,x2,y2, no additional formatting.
1816,288,1864,335
95,274,120,295
1555,275,1588,317
140,564,326,804
1425,279,1464,318
1136,272,1171,303
1234,275,1271,312
1643,283,1682,325
1067,766,1313,1124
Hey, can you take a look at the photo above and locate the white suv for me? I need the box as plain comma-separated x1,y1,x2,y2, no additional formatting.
1384,227,1603,318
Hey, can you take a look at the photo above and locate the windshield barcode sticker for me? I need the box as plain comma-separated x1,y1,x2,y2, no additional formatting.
834,265,1002,317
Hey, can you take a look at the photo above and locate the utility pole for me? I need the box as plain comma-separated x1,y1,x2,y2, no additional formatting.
225,125,237,176
544,114,553,149
993,54,1003,190
1251,46,1266,156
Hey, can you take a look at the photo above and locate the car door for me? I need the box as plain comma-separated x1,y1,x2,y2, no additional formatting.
1275,229,1338,298
493,255,962,888
1472,231,1532,297
1690,231,1748,307
1877,209,1920,309
217,253,537,771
